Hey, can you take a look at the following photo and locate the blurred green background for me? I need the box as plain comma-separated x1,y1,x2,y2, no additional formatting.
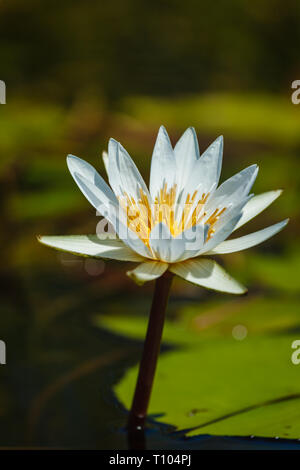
0,0,299,449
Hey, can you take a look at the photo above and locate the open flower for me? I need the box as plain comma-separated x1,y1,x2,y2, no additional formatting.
38,126,288,294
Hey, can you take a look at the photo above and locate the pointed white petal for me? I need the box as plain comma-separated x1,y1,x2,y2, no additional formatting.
198,195,252,255
207,219,289,255
106,139,120,196
149,223,186,263
102,150,109,175
201,135,223,185
70,170,118,226
170,258,247,294
67,154,104,184
207,164,258,211
107,139,150,201
174,127,199,191
174,136,223,225
38,235,144,261
198,214,241,256
127,261,168,285
175,127,200,163
149,126,176,199
67,154,117,205
69,166,152,260
188,136,223,195
233,190,283,232
67,154,118,225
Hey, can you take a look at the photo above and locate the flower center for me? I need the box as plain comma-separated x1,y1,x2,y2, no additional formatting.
118,184,226,249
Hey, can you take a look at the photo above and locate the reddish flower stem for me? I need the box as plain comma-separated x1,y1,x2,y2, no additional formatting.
127,271,174,434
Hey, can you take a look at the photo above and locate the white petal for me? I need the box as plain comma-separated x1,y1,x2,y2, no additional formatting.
70,170,119,225
38,235,144,261
174,127,199,190
107,139,150,201
207,164,258,211
127,261,168,285
175,127,200,162
198,195,252,255
149,223,186,262
67,154,118,226
207,219,289,255
199,215,241,256
67,154,151,259
117,224,154,260
68,164,152,260
188,136,223,195
176,223,208,261
148,222,208,263
149,126,176,199
233,190,282,232
102,150,109,175
67,154,117,204
170,258,247,294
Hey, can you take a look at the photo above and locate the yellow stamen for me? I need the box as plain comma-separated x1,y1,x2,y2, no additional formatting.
118,185,226,248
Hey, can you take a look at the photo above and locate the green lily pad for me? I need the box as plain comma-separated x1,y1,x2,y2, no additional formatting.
247,252,300,294
96,295,300,438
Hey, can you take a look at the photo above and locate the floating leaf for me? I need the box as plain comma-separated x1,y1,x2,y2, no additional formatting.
97,296,300,438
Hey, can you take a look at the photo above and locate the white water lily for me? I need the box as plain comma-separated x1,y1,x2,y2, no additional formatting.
38,126,288,294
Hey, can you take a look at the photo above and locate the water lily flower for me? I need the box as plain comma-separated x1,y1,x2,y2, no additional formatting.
38,126,288,295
